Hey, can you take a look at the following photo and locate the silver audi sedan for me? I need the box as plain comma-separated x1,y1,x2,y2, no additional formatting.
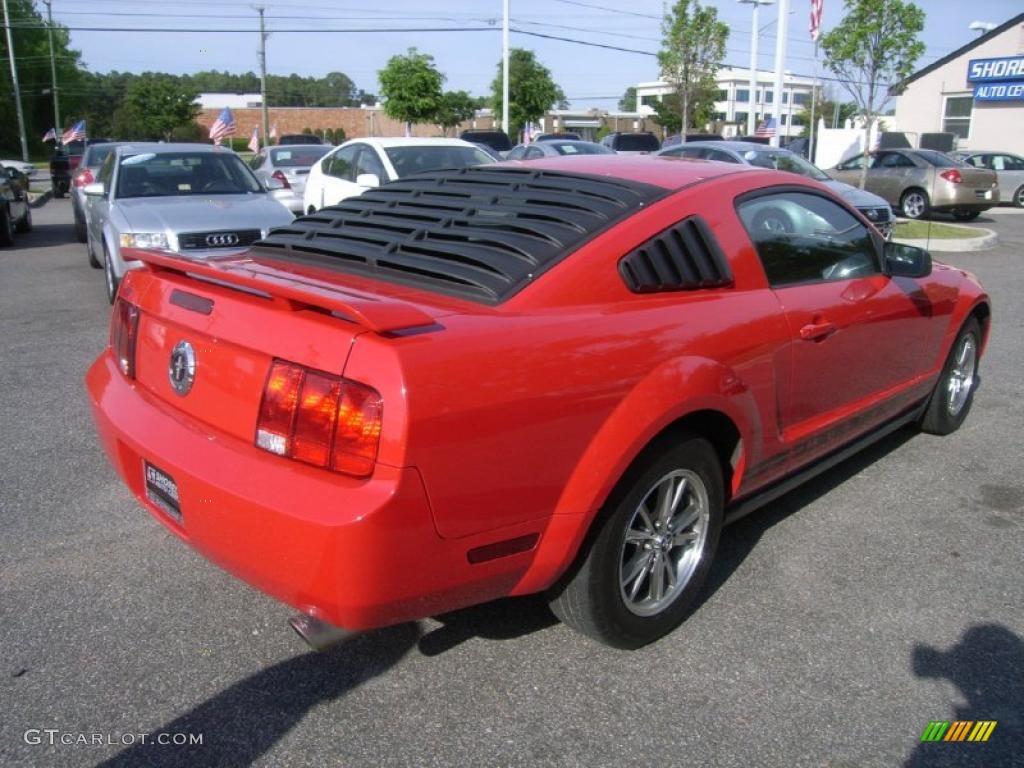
84,143,295,303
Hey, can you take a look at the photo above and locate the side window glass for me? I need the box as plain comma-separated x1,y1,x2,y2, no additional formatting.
707,149,739,163
679,148,706,159
1004,155,1024,171
738,191,881,287
507,146,526,160
525,146,544,159
838,154,866,170
329,146,357,181
355,147,385,178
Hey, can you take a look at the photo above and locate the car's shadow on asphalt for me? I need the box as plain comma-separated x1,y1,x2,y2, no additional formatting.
6,221,79,251
94,623,421,768
693,425,918,613
904,623,1023,765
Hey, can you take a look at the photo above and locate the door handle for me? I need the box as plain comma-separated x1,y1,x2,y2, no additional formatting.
799,320,837,341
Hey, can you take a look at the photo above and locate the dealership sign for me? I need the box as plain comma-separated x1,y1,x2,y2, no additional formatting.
967,55,1024,101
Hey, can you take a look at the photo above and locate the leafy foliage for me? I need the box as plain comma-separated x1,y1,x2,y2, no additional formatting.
435,91,477,135
491,48,566,140
378,48,445,131
819,0,926,186
657,0,729,133
618,86,637,112
109,73,199,141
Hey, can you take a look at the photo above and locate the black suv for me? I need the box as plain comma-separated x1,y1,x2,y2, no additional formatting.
599,132,661,154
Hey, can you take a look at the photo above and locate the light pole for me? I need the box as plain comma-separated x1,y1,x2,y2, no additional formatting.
2,0,28,161
770,0,790,147
738,0,774,138
502,0,510,137
254,5,270,147
43,0,60,135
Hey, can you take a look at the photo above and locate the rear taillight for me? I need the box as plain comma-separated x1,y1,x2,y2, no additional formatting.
73,168,94,188
256,360,383,477
941,169,963,183
271,169,291,188
110,298,140,378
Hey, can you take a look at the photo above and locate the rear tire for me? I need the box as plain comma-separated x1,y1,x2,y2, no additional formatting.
900,188,930,220
548,434,723,649
15,205,31,233
0,206,13,246
1013,185,1024,208
921,317,981,435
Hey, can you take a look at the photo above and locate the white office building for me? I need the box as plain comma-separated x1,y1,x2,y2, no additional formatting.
635,66,819,138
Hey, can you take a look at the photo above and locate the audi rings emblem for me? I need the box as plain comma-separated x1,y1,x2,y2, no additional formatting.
168,340,197,396
205,232,240,247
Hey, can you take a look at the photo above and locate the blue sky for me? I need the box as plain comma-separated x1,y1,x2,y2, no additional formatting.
55,0,1024,108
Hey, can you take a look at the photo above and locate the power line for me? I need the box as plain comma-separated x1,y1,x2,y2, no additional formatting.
8,23,497,33
549,0,661,21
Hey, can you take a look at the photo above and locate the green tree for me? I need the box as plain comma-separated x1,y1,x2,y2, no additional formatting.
491,48,565,140
111,73,198,141
435,90,477,136
650,94,681,135
657,0,729,134
0,0,87,156
378,48,445,135
619,86,637,112
819,0,925,188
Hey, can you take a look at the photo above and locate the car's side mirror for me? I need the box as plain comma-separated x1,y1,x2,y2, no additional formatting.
356,173,380,188
264,176,285,191
83,182,105,197
884,241,932,278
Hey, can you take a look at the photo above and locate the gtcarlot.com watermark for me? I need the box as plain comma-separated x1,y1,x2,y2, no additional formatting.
24,729,203,747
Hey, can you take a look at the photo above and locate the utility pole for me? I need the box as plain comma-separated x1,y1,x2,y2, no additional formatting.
2,0,29,161
502,0,510,136
43,0,60,135
770,0,789,147
255,5,270,146
738,0,774,138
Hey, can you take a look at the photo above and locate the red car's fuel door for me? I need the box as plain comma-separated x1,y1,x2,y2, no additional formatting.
737,188,937,455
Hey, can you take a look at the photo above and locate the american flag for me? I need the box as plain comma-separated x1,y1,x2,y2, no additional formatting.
209,107,236,144
810,0,824,42
270,122,278,142
755,117,777,137
42,127,58,143
248,126,260,153
61,120,86,144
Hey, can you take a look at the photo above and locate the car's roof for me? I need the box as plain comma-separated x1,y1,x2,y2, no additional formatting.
344,137,477,149
114,142,237,155
496,154,756,189
269,144,326,150
668,140,785,154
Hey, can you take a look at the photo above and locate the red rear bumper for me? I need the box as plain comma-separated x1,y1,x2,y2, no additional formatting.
85,351,533,630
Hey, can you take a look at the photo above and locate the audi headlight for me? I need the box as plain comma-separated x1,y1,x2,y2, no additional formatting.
119,232,169,250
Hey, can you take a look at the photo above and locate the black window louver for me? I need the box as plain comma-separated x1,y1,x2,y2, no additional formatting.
618,215,733,293
252,166,666,304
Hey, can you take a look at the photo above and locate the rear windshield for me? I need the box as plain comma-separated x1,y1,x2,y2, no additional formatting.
460,132,512,152
742,149,831,181
552,142,613,156
116,151,263,198
915,150,958,168
615,134,660,152
384,146,495,178
270,146,330,167
83,144,116,168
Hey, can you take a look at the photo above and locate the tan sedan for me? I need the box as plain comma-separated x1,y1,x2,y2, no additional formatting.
828,148,998,221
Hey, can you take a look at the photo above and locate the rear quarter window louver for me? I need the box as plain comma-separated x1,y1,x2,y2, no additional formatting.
252,166,666,304
618,215,733,293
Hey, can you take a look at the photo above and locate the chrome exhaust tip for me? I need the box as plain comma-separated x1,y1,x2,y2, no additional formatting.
289,614,352,652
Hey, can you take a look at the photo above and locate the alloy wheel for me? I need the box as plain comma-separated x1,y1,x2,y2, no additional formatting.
947,333,977,417
903,192,926,219
619,469,710,617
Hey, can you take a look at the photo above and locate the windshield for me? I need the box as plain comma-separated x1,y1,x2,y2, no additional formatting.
384,146,495,178
615,134,660,152
743,149,831,181
915,150,958,168
270,146,330,167
552,142,613,156
116,151,263,198
84,144,116,168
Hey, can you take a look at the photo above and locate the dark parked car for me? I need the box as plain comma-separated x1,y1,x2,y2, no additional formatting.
459,130,513,155
278,134,324,145
0,163,32,245
600,132,661,154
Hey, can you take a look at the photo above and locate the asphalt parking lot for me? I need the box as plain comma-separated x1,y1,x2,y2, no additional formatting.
1,198,1021,768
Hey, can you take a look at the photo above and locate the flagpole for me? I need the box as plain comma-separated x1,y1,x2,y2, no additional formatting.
808,42,818,162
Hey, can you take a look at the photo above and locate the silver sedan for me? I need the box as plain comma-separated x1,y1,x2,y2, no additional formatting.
247,144,332,213
506,140,614,160
952,150,1024,208
83,142,295,303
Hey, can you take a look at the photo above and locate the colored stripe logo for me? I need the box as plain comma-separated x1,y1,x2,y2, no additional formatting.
920,721,997,742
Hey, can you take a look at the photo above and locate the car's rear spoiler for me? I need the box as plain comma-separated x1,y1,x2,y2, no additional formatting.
124,248,441,334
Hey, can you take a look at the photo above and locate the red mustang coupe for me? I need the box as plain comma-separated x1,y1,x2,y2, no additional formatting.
86,157,989,649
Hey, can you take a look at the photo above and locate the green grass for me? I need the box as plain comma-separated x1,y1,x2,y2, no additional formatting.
894,220,983,240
